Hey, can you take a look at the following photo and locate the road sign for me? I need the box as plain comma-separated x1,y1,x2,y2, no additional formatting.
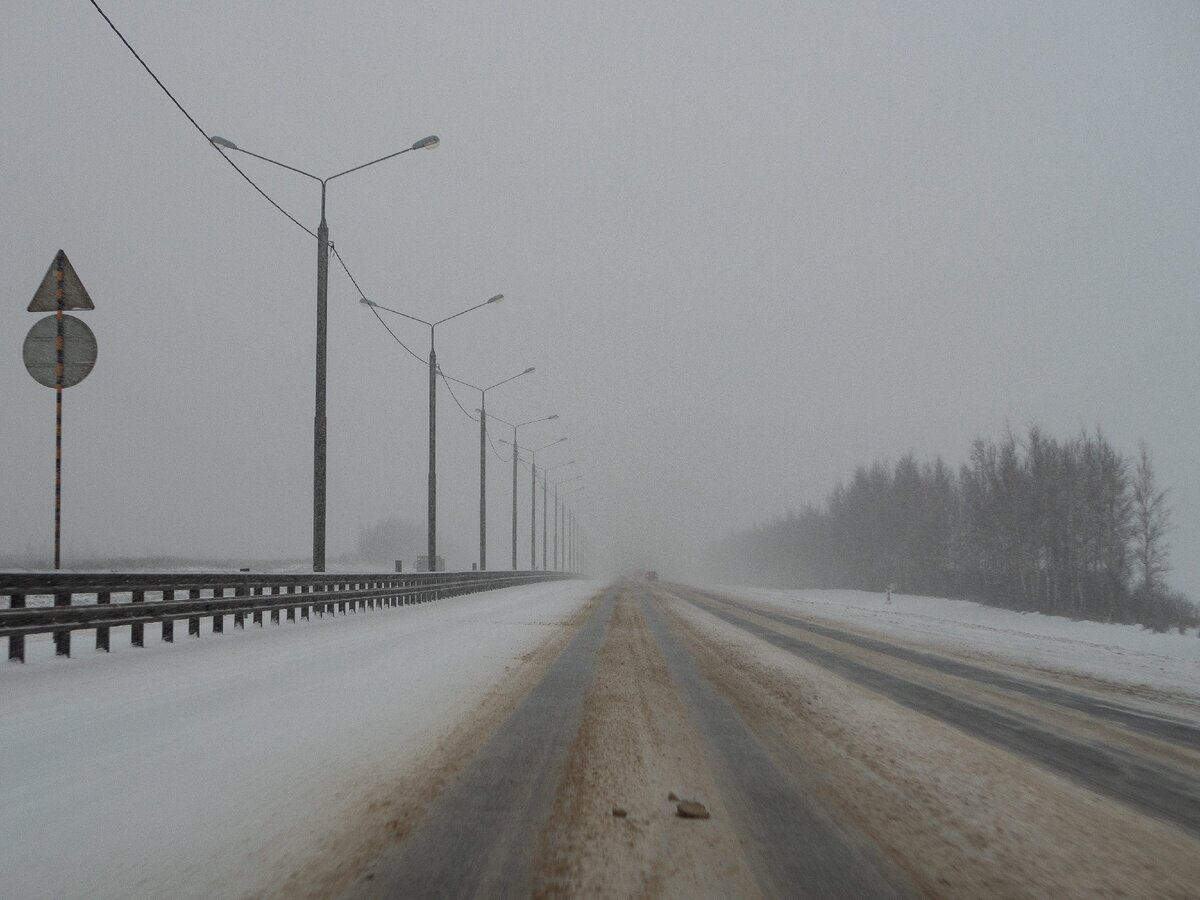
22,314,98,388
24,249,98,572
27,250,94,311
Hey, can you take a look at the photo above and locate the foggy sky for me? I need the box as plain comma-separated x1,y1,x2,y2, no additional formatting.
2,2,1198,598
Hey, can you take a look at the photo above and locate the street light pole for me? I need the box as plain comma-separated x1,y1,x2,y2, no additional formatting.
485,413,558,569
209,133,438,572
427,335,436,571
315,194,328,572
531,456,536,569
542,462,575,570
445,368,535,570
522,437,566,569
362,294,502,572
557,481,583,572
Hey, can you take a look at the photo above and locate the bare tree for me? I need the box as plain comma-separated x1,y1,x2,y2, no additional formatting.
1132,442,1172,597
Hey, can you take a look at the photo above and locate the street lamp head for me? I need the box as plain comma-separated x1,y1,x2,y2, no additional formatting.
359,297,377,308
548,414,559,420
412,135,440,150
487,294,504,304
523,367,536,374
209,136,238,150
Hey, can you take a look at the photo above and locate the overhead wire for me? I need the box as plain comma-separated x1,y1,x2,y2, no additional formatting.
364,304,428,365
439,371,478,422
485,427,511,462
329,244,374,305
89,0,316,239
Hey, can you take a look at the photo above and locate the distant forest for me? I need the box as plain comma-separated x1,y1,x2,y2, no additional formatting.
710,426,1196,632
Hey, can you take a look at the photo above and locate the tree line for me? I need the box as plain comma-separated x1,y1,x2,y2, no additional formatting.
709,426,1195,631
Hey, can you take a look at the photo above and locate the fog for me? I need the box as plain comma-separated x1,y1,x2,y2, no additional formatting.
2,2,1197,598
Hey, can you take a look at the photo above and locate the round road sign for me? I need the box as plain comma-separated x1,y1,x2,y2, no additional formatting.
22,314,98,389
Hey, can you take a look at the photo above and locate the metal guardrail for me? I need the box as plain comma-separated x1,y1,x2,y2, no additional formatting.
1,570,574,663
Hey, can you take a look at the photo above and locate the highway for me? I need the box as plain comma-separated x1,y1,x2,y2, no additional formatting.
6,578,1197,898
335,581,1200,898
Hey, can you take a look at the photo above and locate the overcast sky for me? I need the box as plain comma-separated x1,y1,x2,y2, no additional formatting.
2,1,1198,595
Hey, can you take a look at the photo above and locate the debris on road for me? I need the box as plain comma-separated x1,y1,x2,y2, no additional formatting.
611,807,627,818
676,800,710,819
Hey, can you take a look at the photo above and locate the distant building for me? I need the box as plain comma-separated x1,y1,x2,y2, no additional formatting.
414,554,445,573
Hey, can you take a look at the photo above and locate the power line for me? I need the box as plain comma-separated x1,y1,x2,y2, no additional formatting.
439,370,478,422
89,0,316,239
365,304,428,365
331,246,430,366
329,244,371,303
485,426,511,462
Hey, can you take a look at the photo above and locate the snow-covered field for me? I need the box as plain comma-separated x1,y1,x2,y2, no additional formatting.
0,579,600,900
714,586,1200,705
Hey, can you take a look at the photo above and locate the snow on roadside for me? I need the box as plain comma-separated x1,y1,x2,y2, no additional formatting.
0,579,600,900
710,586,1200,705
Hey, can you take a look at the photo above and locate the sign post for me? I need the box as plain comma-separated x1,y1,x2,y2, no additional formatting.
24,250,97,570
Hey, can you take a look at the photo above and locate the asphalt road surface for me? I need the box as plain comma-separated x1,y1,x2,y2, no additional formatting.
329,581,1200,899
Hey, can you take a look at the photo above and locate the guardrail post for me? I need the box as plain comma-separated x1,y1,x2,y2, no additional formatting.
253,586,263,627
96,591,110,651
286,585,296,622
212,587,224,634
188,588,201,636
234,583,246,629
130,590,145,647
54,591,70,657
8,593,24,662
162,590,174,643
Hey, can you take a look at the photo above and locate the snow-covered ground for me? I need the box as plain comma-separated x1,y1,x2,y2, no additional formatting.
0,579,600,900
713,586,1200,705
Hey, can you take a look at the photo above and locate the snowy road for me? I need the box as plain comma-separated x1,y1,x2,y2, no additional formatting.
346,581,1198,898
4,578,1199,898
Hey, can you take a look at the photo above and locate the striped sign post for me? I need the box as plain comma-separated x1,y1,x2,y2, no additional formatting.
23,250,97,574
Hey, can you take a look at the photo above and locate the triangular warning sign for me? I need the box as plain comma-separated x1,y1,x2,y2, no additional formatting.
28,250,95,312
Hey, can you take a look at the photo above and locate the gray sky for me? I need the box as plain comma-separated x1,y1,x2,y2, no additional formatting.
2,1,1198,596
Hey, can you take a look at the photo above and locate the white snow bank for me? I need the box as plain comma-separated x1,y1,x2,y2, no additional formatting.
0,579,601,900
711,586,1200,705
